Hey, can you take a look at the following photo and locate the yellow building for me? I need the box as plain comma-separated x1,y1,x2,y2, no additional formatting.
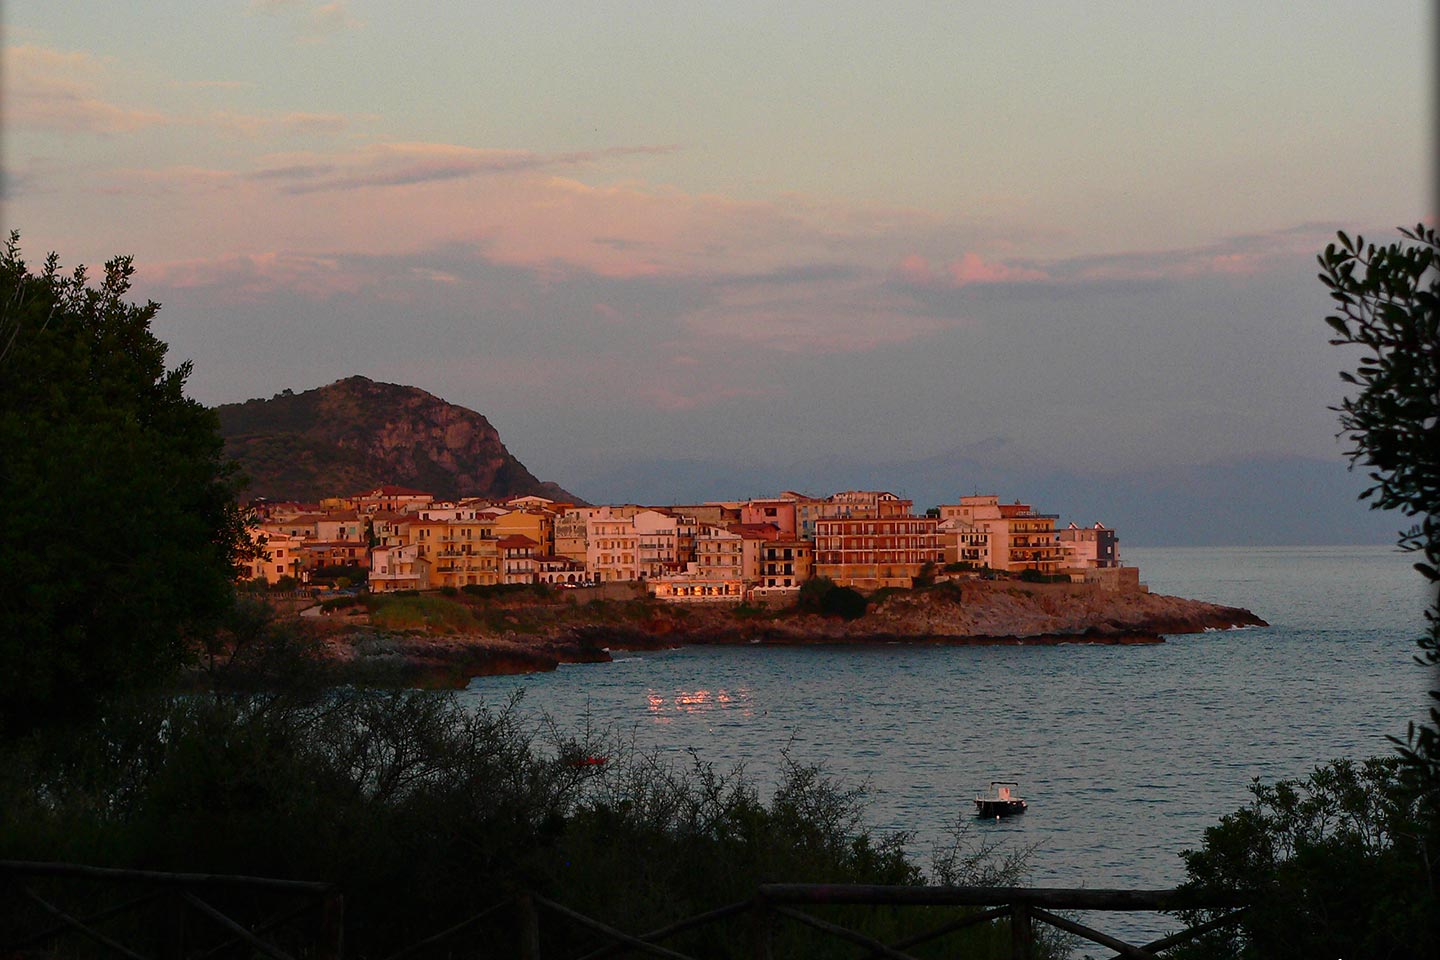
493,508,555,555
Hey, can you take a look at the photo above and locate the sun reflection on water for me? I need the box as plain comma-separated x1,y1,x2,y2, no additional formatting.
646,686,753,723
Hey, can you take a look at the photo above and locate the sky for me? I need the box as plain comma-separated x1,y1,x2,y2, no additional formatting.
3,1,1433,499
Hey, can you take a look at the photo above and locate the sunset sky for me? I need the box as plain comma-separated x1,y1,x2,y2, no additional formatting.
4,1,1432,498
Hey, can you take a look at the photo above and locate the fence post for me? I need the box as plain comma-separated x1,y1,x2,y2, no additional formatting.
749,896,773,960
165,889,186,960
1009,902,1033,960
517,894,542,960
318,891,345,960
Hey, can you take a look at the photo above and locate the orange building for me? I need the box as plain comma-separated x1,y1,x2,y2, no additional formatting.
814,494,942,589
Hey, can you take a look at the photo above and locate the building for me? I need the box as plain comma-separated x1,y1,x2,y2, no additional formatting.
1058,522,1120,569
755,538,814,595
242,529,310,584
553,507,594,564
432,517,500,588
586,508,639,582
935,517,991,568
370,543,431,592
498,534,539,585
937,495,1063,574
814,494,942,589
633,509,682,579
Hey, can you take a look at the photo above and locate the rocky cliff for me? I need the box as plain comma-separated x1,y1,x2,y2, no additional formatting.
215,376,582,503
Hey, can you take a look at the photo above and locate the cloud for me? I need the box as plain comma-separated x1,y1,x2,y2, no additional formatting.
890,251,1049,289
678,278,962,353
251,141,680,193
173,79,256,91
308,2,365,36
249,0,364,39
948,251,1048,286
5,45,168,134
144,251,372,299
210,111,352,138
1050,224,1340,282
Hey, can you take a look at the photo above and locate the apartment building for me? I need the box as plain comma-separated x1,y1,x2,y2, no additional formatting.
937,495,1063,574
587,508,640,582
814,494,942,589
1058,522,1119,569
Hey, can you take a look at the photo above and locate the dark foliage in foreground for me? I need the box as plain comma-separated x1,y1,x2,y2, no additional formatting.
0,690,1049,959
0,235,250,735
1173,226,1440,960
1320,224,1440,779
1176,757,1437,960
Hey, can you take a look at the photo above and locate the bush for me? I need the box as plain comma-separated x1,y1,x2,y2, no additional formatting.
461,582,555,601
1177,757,1438,959
795,577,868,620
0,691,1053,959
1017,569,1067,583
369,595,479,633
311,564,368,585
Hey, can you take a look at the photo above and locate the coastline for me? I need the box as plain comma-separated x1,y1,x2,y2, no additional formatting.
292,582,1267,689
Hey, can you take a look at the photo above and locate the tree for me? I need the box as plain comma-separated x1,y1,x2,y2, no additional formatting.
1173,225,1440,960
0,234,251,733
1319,224,1440,781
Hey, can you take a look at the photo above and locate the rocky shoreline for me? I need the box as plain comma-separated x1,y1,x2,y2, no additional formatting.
299,581,1267,688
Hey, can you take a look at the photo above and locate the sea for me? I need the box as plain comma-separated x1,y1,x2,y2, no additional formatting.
460,545,1434,946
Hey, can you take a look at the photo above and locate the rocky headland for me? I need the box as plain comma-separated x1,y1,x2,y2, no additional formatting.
293,581,1266,688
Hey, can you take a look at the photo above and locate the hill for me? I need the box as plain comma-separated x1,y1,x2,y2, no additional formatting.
215,377,582,504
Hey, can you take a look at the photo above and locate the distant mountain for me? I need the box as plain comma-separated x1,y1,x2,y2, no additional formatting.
561,450,1402,548
215,377,583,504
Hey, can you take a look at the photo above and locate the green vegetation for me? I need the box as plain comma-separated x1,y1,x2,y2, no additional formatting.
462,581,556,600
213,375,573,503
368,594,481,632
0,690,1055,958
0,235,250,735
1178,758,1435,958
1175,226,1440,958
796,576,869,620
1320,225,1440,781
1017,569,1068,583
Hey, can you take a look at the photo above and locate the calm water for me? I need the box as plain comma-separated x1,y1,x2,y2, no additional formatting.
462,545,1432,939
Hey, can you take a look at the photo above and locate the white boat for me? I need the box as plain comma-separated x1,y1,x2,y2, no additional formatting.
975,780,1027,817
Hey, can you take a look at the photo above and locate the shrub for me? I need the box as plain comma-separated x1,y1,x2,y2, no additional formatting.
369,595,479,633
821,585,868,620
1176,757,1437,959
0,692,1053,959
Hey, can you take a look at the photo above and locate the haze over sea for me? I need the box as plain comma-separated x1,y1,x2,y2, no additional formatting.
463,545,1429,939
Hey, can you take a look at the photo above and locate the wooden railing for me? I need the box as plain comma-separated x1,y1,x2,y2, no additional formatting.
388,884,1247,960
2,863,1247,960
0,860,343,960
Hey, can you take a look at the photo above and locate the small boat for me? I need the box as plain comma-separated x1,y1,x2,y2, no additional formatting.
975,780,1027,817
565,754,608,768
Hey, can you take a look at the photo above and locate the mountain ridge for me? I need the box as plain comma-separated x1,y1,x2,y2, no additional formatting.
215,376,582,504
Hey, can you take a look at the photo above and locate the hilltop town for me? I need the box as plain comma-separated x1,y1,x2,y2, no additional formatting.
244,485,1135,601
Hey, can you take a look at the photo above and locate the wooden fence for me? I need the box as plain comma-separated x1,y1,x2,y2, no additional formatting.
387,883,1245,960
0,860,343,960
1,863,1246,960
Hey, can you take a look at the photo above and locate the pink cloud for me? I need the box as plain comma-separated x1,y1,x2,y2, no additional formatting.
894,254,935,284
144,251,371,300
211,111,353,138
947,251,1048,286
253,141,680,193
6,45,168,134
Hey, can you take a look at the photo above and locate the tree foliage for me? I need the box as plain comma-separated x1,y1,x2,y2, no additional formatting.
0,690,1045,959
1320,224,1440,777
795,576,869,620
1178,758,1436,959
0,234,250,733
